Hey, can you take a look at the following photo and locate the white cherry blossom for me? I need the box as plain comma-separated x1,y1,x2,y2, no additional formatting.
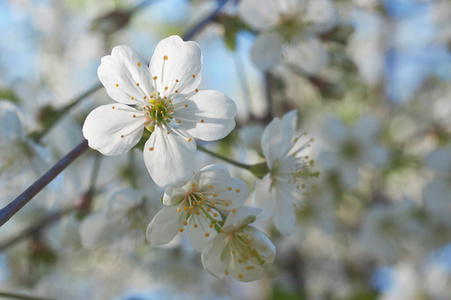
201,206,276,282
82,36,237,187
252,110,316,235
239,0,338,72
146,164,249,252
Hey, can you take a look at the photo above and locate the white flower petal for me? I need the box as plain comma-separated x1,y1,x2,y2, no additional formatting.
201,234,230,279
174,90,237,141
273,185,296,235
79,212,113,249
82,104,145,156
304,0,339,33
251,32,284,71
146,206,184,245
241,226,276,267
252,175,276,220
213,177,249,213
188,207,221,252
352,115,379,139
228,248,264,282
0,101,26,139
143,125,196,187
98,45,152,105
163,185,190,206
150,35,202,96
238,0,280,30
321,117,346,146
261,110,297,168
106,188,143,218
222,206,261,232
284,37,328,75
194,164,231,188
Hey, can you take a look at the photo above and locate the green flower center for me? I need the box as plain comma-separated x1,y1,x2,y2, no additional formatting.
143,95,175,132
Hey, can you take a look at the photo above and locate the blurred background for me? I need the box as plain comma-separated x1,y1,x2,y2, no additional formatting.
1,0,451,299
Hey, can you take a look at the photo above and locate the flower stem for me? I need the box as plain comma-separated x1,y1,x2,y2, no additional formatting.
29,84,102,142
197,145,253,170
0,139,90,228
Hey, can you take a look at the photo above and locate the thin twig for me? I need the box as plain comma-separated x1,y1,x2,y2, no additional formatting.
183,0,231,41
0,140,90,227
30,84,102,142
197,144,252,170
0,290,56,300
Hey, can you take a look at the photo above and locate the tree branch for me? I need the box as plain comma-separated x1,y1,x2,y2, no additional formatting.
0,139,89,227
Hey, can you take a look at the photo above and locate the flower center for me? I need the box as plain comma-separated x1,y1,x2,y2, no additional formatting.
142,94,174,132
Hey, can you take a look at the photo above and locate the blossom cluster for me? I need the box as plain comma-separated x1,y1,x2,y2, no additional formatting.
2,0,451,299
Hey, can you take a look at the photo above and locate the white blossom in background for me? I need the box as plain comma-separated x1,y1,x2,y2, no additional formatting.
79,188,156,250
238,0,338,72
252,110,316,235
146,164,249,252
82,35,237,187
0,101,55,205
319,115,388,188
201,206,276,282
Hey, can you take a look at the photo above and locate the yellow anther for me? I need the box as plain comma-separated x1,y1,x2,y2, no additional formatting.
112,106,115,109
220,230,224,233
195,88,198,92
131,97,134,100
227,187,232,191
183,221,188,226
192,74,196,78
175,90,178,93
167,131,170,134
189,206,194,210
232,209,237,213
250,266,255,270
179,228,184,232
163,55,168,60
209,224,214,228
137,62,141,67
225,270,229,275
213,213,218,218
246,266,251,270
136,83,139,86
176,79,179,82
239,274,243,279
225,203,229,207
164,86,168,90
177,120,181,124
177,208,181,213
133,115,136,118
191,183,196,187
121,135,124,138
213,193,217,197
236,189,240,193
206,207,211,212
153,76,158,80
210,202,215,207
237,259,243,264
205,233,210,237
201,119,204,123
184,207,189,211
187,138,192,142
195,211,200,215
149,147,154,151
150,98,156,104
194,223,198,228
231,249,236,254
185,104,188,108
